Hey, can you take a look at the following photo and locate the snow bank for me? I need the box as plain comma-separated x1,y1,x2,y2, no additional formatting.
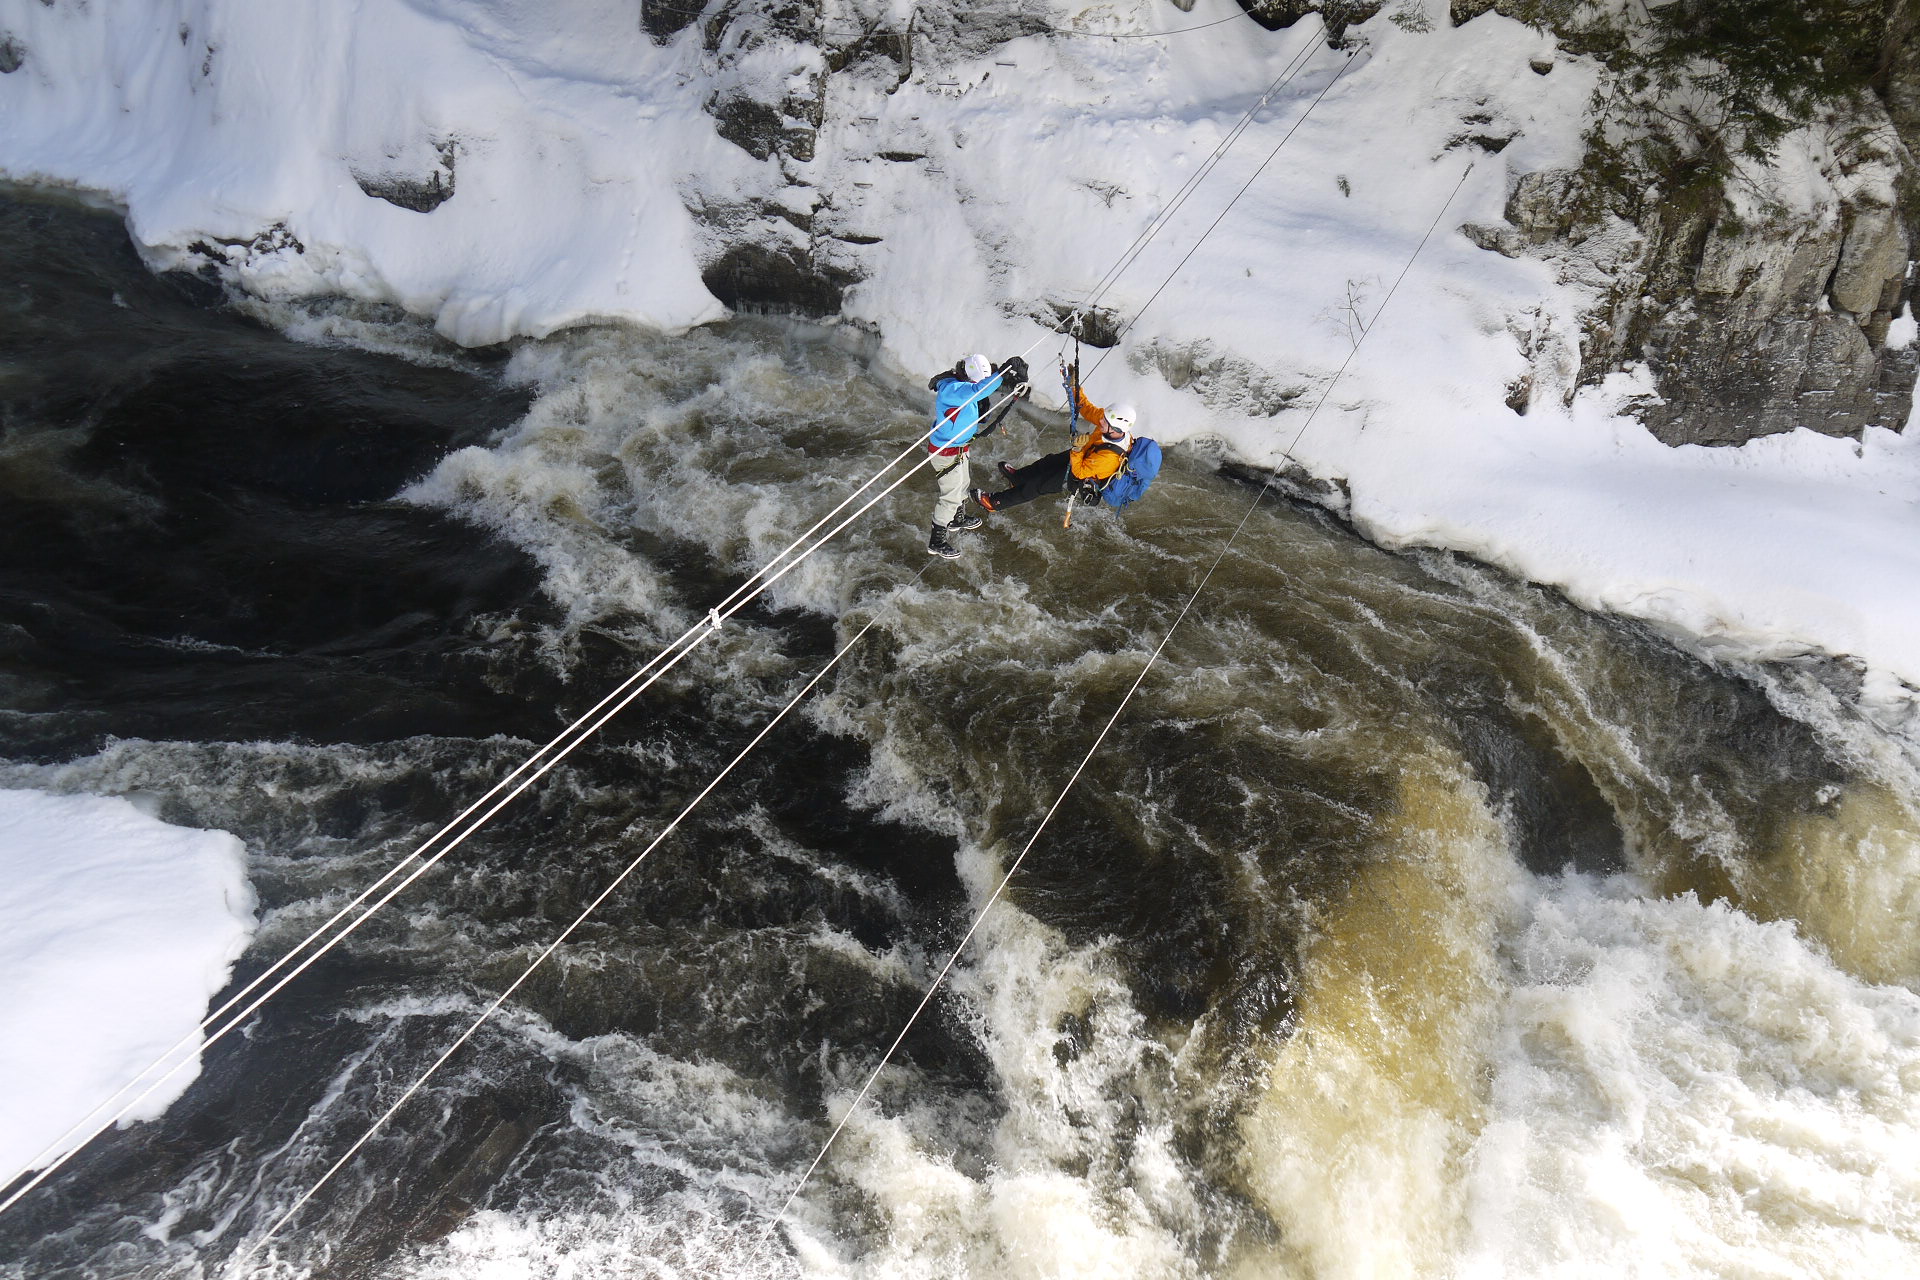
0,0,732,342
0,790,255,1176
5,0,1920,707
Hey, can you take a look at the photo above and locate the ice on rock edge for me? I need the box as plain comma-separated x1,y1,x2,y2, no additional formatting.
0,789,256,1176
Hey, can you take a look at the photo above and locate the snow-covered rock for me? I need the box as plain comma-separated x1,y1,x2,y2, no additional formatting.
0,789,255,1178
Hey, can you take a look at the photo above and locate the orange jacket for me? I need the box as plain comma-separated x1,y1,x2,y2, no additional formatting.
1069,385,1129,482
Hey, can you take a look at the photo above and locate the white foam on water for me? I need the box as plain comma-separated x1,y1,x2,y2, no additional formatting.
0,788,256,1175
402,323,932,681
781,855,1221,1279
1457,874,1920,1279
1235,755,1517,1279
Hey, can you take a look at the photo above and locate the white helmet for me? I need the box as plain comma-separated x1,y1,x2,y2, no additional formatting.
964,353,993,383
1104,402,1138,436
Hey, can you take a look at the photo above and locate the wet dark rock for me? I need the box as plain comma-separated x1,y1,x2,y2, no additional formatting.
353,139,458,214
1042,301,1122,348
641,0,706,41
701,240,854,315
1133,337,1306,416
1219,458,1353,516
1232,0,1382,41
186,220,307,266
0,34,24,74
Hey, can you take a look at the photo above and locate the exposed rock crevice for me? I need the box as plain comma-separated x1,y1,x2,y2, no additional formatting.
1466,8,1920,445
352,139,458,214
1480,101,1917,445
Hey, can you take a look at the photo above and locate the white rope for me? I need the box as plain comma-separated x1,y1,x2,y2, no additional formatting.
0,411,974,1214
1088,44,1362,377
0,30,1344,1222
765,158,1478,1238
222,565,935,1273
1069,33,1325,329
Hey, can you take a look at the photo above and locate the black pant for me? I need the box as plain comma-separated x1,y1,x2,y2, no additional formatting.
991,451,1071,508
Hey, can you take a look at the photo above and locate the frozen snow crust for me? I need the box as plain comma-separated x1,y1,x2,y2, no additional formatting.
0,789,255,1176
6,0,1920,710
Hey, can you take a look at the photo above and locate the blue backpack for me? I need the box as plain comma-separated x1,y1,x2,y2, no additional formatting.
1101,438,1162,509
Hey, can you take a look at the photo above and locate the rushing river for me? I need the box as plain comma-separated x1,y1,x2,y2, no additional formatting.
2,188,1918,1280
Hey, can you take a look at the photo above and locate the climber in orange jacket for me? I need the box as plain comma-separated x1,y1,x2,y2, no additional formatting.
973,376,1137,512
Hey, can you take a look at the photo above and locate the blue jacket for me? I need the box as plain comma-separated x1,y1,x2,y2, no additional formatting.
929,370,1007,450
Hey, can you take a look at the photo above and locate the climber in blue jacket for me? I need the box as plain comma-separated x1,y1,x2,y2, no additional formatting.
925,352,1029,558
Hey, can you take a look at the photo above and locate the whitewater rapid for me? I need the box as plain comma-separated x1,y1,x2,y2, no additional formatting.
2,193,1920,1278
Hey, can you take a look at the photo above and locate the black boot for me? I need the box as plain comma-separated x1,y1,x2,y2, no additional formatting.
948,508,984,532
927,522,961,559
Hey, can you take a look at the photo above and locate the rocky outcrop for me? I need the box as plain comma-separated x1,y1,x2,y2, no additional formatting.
1467,13,1920,445
683,0,866,316
700,239,855,315
1233,0,1384,42
1475,111,1917,445
1634,197,1912,445
352,139,458,214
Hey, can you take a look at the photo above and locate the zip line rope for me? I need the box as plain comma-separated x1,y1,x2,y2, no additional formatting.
4,17,1356,1226
1086,44,1362,379
0,424,957,1216
765,157,1480,1240
1056,34,1324,335
223,562,938,1274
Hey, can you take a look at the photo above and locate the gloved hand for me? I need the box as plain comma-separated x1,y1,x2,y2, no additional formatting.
995,355,1029,387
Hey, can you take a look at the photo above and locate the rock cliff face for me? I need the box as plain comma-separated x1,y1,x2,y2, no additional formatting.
1462,7,1920,446
678,0,1918,447
667,0,848,315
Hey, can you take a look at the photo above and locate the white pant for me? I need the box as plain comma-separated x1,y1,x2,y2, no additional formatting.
930,449,970,526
